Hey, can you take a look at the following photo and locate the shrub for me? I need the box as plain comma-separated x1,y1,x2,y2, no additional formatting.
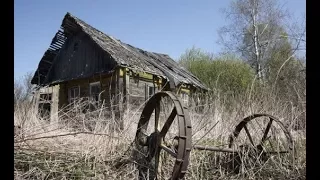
179,47,256,96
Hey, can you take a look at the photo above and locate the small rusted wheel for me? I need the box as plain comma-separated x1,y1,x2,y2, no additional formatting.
135,91,192,180
228,114,294,172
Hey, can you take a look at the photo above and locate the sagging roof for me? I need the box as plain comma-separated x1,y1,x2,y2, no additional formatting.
31,12,208,90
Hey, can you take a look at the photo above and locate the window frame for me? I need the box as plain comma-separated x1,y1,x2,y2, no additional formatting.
148,85,155,99
180,92,189,106
89,81,101,103
68,86,80,104
39,93,52,103
38,93,52,120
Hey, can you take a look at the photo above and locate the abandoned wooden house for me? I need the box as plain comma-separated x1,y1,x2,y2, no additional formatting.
31,12,208,126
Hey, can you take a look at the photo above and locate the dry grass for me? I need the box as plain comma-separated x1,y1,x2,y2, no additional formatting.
14,92,306,180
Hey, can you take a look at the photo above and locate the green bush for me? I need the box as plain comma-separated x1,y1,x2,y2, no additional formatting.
179,47,256,96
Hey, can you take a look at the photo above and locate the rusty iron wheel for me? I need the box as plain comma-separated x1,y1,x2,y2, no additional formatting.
134,91,192,180
228,114,294,172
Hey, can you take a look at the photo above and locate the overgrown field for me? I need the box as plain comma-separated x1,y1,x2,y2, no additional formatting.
14,91,306,180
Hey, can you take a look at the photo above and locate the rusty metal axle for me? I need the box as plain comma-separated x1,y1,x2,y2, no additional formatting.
193,145,236,153
192,145,289,154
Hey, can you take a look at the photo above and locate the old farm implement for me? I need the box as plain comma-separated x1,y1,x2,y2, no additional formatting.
124,91,293,180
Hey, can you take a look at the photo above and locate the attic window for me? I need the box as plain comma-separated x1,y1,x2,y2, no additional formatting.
73,42,79,51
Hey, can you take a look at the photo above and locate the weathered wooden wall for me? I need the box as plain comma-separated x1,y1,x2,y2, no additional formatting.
36,65,200,130
45,31,117,84
126,70,161,110
58,71,119,108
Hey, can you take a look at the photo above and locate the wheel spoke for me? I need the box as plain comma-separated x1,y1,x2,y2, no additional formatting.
257,118,274,151
160,144,177,158
261,118,273,143
160,107,177,137
154,147,162,179
244,125,255,146
267,129,276,152
228,113,294,171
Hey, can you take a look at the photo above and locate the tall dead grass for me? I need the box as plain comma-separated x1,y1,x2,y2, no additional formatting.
14,91,306,180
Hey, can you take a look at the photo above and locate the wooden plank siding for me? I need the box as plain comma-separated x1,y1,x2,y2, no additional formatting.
124,68,161,110
57,66,194,111
45,31,117,84
59,71,119,109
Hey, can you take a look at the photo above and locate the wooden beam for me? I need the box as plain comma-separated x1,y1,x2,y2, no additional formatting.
123,68,129,111
113,68,122,131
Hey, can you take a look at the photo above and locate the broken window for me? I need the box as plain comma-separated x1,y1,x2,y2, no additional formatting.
148,86,155,98
39,93,52,102
38,93,52,119
68,86,80,104
145,85,155,100
90,81,101,104
38,103,51,119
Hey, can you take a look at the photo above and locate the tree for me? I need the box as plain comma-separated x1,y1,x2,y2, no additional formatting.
218,0,289,81
179,46,214,69
266,35,305,104
14,72,35,106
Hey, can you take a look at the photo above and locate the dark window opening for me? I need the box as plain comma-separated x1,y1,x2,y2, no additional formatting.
149,86,154,98
38,93,52,120
38,103,51,120
146,85,155,100
69,86,80,104
90,82,101,104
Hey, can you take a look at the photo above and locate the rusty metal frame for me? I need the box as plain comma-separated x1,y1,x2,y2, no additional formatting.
132,92,294,180
135,91,192,180
228,113,293,151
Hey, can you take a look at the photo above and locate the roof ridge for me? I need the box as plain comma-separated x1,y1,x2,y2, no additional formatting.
65,13,172,57
65,12,115,39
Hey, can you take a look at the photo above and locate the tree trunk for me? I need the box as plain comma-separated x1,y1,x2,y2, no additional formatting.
252,0,263,82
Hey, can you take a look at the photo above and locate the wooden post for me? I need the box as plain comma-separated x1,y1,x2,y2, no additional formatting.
115,68,120,130
50,85,59,129
123,68,130,113
114,68,123,130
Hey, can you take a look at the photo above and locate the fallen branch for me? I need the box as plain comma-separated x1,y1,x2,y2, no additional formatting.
15,131,120,143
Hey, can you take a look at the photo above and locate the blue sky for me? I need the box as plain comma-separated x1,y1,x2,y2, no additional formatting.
14,0,305,80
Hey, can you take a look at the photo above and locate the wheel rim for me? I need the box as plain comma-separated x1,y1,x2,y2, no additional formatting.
228,114,294,172
134,91,192,180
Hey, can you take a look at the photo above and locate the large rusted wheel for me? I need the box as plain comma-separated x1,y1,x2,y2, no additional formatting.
228,114,294,172
134,91,192,180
